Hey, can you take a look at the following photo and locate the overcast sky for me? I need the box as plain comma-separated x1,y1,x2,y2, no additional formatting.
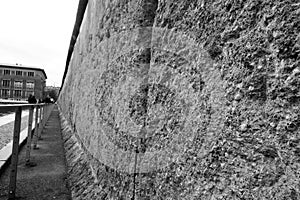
0,0,79,87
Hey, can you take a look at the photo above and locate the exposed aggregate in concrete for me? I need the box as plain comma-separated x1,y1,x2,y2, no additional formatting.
59,0,300,199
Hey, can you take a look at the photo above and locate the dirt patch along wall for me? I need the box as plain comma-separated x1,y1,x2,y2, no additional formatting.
59,0,300,199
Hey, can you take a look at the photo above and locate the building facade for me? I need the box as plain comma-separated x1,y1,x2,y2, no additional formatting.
0,64,47,101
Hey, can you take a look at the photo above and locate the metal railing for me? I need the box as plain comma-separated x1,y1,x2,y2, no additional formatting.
0,103,54,200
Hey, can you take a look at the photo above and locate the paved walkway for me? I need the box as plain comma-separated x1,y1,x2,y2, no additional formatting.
0,111,30,150
0,105,72,200
0,111,29,127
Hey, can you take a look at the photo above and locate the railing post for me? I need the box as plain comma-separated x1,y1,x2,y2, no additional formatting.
42,105,47,127
37,106,43,139
33,106,39,149
44,105,53,124
47,105,52,122
8,106,22,200
25,106,34,165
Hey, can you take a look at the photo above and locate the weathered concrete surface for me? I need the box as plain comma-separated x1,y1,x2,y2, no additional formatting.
59,0,300,199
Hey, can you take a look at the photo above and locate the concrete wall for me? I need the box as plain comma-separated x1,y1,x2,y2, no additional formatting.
58,0,300,199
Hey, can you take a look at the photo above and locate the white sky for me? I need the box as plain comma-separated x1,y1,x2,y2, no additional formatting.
0,0,79,87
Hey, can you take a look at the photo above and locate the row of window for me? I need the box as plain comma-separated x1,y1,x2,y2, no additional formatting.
1,89,34,97
3,70,34,77
2,80,34,89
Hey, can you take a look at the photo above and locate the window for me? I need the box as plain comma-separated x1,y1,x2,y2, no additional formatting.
26,82,34,89
11,71,15,75
23,72,27,76
16,71,22,76
2,80,10,87
28,72,34,77
14,80,23,88
14,90,22,97
1,89,10,97
4,70,10,75
26,91,34,97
